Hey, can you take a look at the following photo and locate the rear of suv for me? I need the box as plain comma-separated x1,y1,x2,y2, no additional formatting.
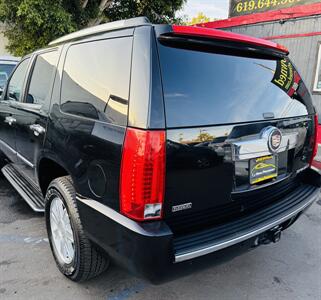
0,17,320,282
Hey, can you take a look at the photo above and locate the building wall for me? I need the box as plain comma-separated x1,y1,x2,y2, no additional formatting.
0,24,9,56
225,15,321,112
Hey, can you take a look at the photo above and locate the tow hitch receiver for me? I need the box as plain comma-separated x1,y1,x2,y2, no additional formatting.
254,226,282,246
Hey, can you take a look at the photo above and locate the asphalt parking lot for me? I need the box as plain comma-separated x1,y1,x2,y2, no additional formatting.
0,176,321,300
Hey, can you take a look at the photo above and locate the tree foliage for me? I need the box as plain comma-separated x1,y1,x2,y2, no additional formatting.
0,0,186,56
187,12,212,25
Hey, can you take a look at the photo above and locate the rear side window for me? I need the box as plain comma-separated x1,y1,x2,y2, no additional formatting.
158,44,312,128
27,51,59,105
61,37,132,126
7,59,30,101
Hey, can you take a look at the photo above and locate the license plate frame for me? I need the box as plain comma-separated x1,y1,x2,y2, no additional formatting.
249,155,278,185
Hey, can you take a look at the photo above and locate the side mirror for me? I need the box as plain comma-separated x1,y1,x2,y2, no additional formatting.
9,91,18,101
26,93,34,104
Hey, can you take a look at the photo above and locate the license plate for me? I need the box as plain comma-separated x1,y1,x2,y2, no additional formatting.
249,155,278,184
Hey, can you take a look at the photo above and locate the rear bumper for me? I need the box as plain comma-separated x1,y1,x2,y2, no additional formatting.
77,183,319,282
174,184,319,263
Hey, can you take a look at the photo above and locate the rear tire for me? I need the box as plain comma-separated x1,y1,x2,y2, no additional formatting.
45,176,109,282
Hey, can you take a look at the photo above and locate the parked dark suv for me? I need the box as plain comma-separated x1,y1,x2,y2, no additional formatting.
0,17,320,282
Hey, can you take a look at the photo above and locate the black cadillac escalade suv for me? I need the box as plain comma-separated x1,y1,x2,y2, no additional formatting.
0,17,320,282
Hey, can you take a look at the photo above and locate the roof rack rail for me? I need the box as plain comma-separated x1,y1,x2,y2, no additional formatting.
49,16,150,46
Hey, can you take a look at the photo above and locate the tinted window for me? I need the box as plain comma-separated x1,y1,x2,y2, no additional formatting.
61,37,132,126
158,44,311,128
0,63,15,89
27,51,59,105
7,59,30,101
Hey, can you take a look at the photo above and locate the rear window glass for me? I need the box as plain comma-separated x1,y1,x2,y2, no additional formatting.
158,43,312,128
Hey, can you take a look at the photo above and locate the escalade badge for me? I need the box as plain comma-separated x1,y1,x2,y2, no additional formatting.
262,126,282,153
172,202,192,212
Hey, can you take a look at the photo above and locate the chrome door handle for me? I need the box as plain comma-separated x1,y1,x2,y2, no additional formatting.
4,116,16,126
29,124,46,136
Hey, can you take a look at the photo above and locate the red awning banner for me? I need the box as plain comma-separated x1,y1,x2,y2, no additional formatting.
199,3,321,29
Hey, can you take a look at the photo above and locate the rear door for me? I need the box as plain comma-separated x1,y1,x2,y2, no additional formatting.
51,35,132,210
14,49,59,181
156,36,316,234
0,58,30,162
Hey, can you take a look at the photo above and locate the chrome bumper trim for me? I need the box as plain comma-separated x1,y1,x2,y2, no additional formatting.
174,188,319,263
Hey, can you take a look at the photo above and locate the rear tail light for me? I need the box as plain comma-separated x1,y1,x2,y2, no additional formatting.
310,114,319,166
120,128,166,221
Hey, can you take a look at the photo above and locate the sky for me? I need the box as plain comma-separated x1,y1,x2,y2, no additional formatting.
178,0,229,20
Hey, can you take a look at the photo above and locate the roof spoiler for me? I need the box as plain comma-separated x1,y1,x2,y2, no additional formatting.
171,25,289,55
